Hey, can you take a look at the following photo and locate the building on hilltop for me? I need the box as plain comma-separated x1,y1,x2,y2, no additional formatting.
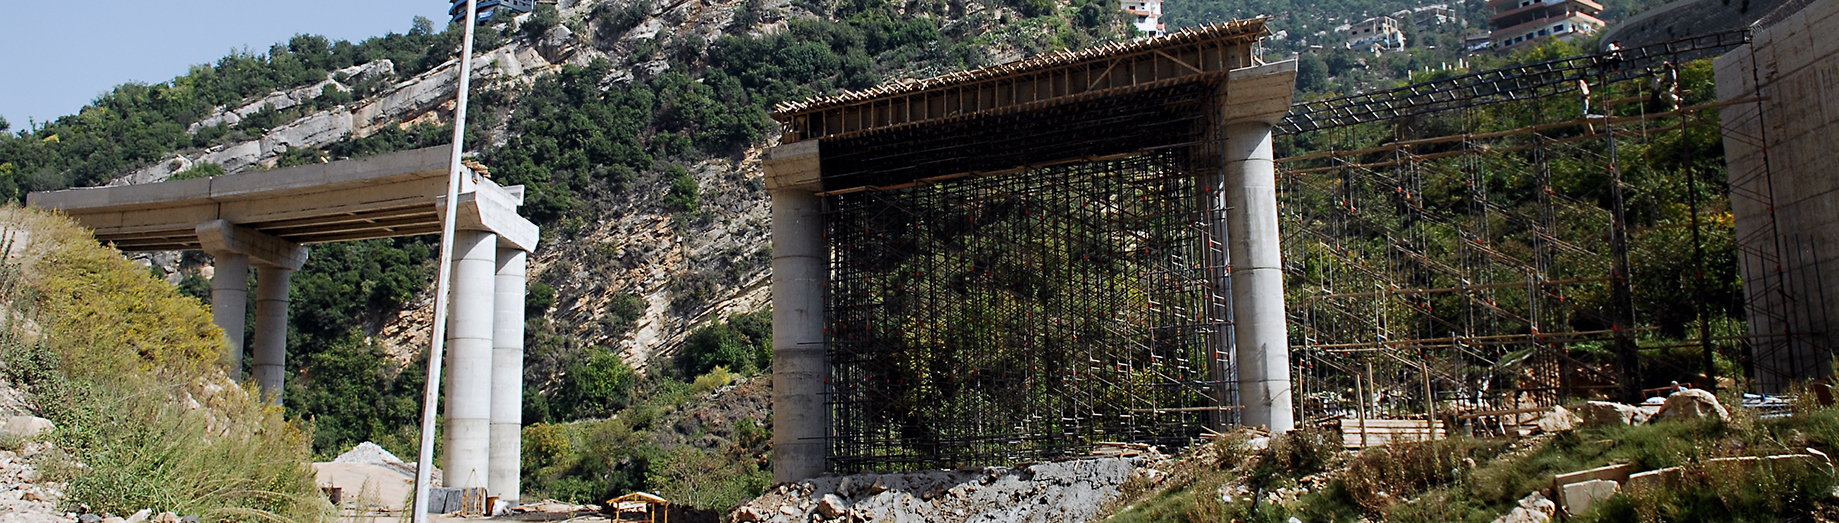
1392,4,1463,29
449,0,537,25
1487,0,1605,50
1344,16,1406,52
1123,0,1165,37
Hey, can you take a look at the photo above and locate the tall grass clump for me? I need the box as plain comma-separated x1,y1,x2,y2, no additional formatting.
0,206,331,522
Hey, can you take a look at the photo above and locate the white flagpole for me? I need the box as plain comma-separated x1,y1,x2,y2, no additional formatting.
412,1,476,521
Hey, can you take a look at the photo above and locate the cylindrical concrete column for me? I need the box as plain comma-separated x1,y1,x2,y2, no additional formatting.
1222,121,1294,433
211,252,250,380
770,187,827,483
444,230,497,490
489,247,526,506
252,264,293,405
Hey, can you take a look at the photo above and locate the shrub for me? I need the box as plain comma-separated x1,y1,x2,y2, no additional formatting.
689,366,736,396
527,281,557,315
168,162,225,181
522,3,561,39
555,345,637,418
663,165,699,213
601,292,646,337
676,311,771,377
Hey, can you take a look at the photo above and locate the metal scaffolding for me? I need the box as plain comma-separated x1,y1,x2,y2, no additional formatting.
1277,33,1792,427
826,149,1231,472
808,24,1802,469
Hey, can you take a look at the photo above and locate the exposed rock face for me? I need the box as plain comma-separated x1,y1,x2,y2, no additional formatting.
733,457,1148,523
122,39,564,184
1650,388,1728,423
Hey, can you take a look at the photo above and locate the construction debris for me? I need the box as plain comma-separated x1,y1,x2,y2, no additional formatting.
732,456,1152,523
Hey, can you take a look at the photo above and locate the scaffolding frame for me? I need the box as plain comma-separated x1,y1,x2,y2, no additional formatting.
1278,31,1795,426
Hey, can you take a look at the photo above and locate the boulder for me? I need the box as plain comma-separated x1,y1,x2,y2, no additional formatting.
815,494,847,519
1576,401,1648,426
1650,389,1728,423
150,513,179,523
123,509,151,523
0,416,53,440
1535,406,1582,433
1560,479,1619,516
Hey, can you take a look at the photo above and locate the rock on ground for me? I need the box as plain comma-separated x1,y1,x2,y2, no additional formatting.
1651,389,1729,423
1535,405,1582,433
1576,401,1649,427
732,457,1148,523
1490,491,1556,523
0,443,77,523
0,417,52,441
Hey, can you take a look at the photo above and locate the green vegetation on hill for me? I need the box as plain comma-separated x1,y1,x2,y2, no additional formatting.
0,207,328,521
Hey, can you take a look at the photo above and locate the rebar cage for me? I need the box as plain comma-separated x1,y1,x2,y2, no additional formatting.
825,150,1232,472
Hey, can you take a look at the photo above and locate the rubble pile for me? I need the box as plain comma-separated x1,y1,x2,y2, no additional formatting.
731,456,1155,523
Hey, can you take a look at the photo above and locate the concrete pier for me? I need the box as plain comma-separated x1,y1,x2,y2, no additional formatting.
445,229,497,490
1217,62,1300,433
210,252,249,379
196,220,308,400
252,266,294,404
764,141,827,483
489,247,527,505
1222,120,1293,432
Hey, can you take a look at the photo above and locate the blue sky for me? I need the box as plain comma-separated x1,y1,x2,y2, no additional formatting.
0,1,453,130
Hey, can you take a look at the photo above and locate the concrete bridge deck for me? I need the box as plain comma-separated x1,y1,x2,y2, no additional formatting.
25,145,515,251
